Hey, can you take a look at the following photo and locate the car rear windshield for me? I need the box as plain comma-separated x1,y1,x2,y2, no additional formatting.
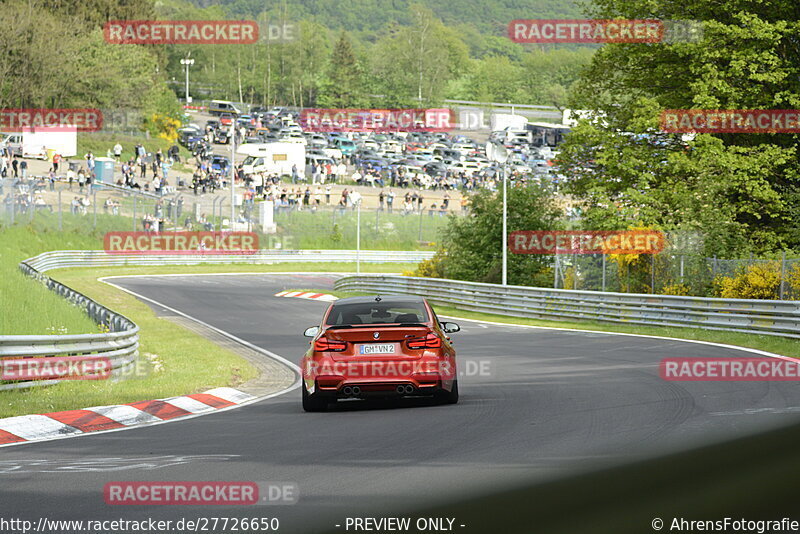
326,301,429,326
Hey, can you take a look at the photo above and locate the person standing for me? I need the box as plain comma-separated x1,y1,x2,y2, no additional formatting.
19,159,27,180
387,189,395,213
113,142,123,162
312,163,320,185
85,151,95,175
11,155,18,178
378,189,385,211
51,152,61,173
325,184,331,205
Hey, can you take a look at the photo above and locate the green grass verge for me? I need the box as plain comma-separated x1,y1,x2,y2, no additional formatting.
273,208,447,250
0,268,258,418
77,132,192,165
330,290,800,359
0,215,119,335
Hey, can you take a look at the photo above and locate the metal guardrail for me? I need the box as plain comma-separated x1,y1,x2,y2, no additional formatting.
96,181,162,200
1,263,140,391
24,250,435,272
334,275,800,339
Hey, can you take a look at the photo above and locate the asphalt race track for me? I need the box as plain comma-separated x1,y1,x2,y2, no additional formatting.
2,273,800,533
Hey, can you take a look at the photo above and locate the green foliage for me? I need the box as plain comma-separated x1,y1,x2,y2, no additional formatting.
437,186,563,285
371,6,471,105
0,0,181,133
562,1,800,257
318,33,368,108
410,252,446,278
210,0,584,38
159,0,588,108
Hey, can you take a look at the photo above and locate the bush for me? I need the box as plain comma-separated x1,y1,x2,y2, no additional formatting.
714,262,781,299
410,251,445,278
660,283,691,296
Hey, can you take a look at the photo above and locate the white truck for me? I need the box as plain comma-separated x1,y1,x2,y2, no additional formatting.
238,142,305,178
0,127,78,158
490,113,528,132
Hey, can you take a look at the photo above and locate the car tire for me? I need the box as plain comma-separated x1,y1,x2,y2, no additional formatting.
302,383,327,412
435,380,459,405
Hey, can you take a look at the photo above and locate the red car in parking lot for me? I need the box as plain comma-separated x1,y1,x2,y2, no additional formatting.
301,296,460,412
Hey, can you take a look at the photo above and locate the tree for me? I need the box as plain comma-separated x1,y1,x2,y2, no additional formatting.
436,185,563,286
560,0,800,256
318,32,366,108
371,5,470,106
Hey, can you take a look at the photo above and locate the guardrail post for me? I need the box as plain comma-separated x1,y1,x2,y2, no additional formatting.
553,254,558,289
93,189,97,228
132,195,137,231
418,207,424,241
601,253,606,292
780,251,786,300
680,255,685,283
651,254,655,294
58,190,62,231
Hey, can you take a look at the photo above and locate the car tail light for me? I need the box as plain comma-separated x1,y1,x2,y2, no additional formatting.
406,332,441,349
314,337,347,352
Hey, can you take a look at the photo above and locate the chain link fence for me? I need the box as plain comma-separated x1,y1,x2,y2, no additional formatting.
553,252,800,300
0,176,451,251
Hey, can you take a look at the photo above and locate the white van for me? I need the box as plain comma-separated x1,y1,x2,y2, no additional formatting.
237,142,305,177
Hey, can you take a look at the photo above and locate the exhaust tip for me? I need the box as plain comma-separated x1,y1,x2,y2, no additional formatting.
351,386,361,396
396,385,405,394
404,385,415,394
342,386,353,396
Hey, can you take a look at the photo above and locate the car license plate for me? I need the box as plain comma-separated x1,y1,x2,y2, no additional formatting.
359,343,396,355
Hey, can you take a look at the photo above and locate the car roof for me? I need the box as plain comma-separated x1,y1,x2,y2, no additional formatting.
332,295,426,306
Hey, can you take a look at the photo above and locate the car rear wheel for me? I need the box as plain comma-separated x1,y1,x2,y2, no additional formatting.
302,383,327,412
435,380,459,405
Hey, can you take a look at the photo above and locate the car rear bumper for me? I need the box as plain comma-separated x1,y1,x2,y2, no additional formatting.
315,379,443,398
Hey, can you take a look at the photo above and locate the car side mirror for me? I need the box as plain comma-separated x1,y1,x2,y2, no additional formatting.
441,322,460,334
303,326,320,338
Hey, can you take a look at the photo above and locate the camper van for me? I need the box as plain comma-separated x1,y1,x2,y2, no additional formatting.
237,142,305,178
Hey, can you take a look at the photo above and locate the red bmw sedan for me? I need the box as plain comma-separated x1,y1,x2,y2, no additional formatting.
300,295,460,412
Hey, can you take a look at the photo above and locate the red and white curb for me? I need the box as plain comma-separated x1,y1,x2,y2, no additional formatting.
274,290,338,302
0,387,253,446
